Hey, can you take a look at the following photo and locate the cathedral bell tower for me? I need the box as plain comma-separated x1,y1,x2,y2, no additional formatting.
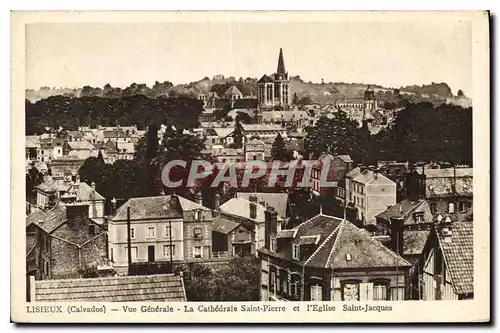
257,48,291,111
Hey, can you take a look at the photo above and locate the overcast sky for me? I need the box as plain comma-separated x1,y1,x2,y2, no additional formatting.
26,18,472,95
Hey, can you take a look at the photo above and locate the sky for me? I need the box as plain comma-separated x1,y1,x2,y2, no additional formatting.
25,18,472,96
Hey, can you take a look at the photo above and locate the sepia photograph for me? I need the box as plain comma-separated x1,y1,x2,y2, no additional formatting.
11,10,490,323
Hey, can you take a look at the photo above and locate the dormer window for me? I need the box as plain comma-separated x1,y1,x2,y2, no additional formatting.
292,244,300,260
194,210,201,221
414,212,425,224
270,237,277,252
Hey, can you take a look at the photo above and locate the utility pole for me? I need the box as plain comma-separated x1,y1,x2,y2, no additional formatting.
127,206,132,275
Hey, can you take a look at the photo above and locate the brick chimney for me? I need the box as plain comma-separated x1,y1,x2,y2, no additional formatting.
264,206,278,249
249,194,258,220
195,191,202,205
214,193,220,210
390,216,405,255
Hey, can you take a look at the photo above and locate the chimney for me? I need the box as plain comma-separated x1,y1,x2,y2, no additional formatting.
390,217,405,255
441,226,453,243
259,198,266,207
214,193,220,210
249,194,258,220
91,181,96,192
110,197,117,215
195,191,202,205
170,194,179,208
264,206,278,249
358,164,367,173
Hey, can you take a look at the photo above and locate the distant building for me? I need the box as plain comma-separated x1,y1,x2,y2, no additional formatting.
244,138,266,161
223,85,243,102
257,48,291,111
345,166,397,226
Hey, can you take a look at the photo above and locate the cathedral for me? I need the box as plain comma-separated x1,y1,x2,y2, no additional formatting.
257,48,291,111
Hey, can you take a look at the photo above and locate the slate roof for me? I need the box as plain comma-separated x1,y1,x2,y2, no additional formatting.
403,230,430,255
236,192,289,219
436,221,474,295
261,214,411,270
212,214,241,234
377,199,426,221
111,195,209,221
67,141,95,150
33,274,186,302
26,203,67,233
26,233,36,256
419,168,473,197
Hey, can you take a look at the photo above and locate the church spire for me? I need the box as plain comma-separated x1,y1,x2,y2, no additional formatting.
277,48,286,79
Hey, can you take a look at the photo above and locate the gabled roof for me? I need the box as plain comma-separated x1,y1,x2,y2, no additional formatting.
68,131,84,138
111,195,210,221
32,274,186,302
435,221,473,295
224,85,243,97
335,155,353,163
350,167,395,185
103,130,128,138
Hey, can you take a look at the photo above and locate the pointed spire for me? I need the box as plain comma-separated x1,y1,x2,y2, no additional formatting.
277,48,286,78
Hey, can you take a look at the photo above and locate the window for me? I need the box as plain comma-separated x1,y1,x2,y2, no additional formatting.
310,285,323,301
130,227,136,239
147,226,155,239
88,224,95,235
448,202,455,214
193,246,202,259
430,203,437,214
165,225,172,238
390,287,405,301
163,245,175,257
373,282,388,300
292,244,300,260
110,248,113,262
194,211,201,221
414,212,425,224
270,237,277,252
361,198,364,207
359,282,374,301
343,282,360,301
193,227,202,240
459,201,467,213
270,272,276,293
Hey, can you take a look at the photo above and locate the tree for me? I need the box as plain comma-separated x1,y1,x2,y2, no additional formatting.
182,256,260,301
271,133,288,161
235,112,252,124
26,164,44,203
233,119,244,149
457,89,465,97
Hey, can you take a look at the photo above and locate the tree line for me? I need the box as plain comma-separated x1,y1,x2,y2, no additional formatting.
25,94,204,135
302,102,472,166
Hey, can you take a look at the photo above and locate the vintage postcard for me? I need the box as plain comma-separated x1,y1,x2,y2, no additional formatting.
11,11,490,323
